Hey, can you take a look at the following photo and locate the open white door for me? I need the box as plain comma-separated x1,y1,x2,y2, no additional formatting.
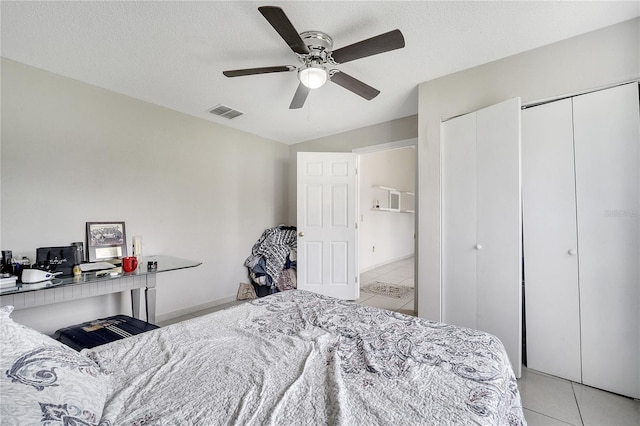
297,152,358,300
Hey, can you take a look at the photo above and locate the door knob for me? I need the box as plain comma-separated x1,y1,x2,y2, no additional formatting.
298,232,304,237
568,249,577,255
474,244,483,250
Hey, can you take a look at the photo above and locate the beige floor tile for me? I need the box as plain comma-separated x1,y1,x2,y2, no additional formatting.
399,277,415,287
359,257,415,312
359,271,379,283
573,383,640,426
360,294,411,311
158,300,248,327
370,263,402,273
395,308,416,317
156,313,197,327
377,271,413,284
397,299,416,316
518,368,582,426
192,300,248,317
360,283,413,300
523,409,577,426
356,293,376,303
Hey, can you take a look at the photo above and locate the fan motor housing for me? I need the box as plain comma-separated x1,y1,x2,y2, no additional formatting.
300,31,333,52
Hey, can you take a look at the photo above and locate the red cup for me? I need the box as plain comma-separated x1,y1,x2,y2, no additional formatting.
122,256,138,273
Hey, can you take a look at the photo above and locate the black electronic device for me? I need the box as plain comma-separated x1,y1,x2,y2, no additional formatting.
35,246,75,277
1,250,12,274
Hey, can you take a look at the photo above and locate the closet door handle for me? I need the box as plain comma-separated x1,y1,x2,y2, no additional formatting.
474,244,483,250
568,249,577,255
299,232,305,237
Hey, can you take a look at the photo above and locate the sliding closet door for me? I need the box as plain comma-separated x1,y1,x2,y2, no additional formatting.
442,98,522,378
573,83,640,398
522,99,582,382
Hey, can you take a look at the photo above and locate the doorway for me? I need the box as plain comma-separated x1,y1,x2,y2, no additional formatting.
354,139,417,315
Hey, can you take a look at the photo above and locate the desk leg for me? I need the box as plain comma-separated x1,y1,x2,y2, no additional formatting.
145,274,157,324
131,289,141,319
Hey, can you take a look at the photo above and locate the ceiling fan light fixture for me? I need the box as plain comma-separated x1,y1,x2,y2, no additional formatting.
298,64,327,89
222,7,406,109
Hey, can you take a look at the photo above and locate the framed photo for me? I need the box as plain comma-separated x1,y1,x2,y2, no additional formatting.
86,221,127,262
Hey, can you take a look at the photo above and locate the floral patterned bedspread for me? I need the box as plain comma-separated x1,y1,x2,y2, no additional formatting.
86,290,526,425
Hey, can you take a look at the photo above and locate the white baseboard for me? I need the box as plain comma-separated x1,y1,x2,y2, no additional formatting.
360,254,414,274
155,294,238,323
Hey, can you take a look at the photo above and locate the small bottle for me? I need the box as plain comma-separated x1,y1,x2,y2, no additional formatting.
73,264,82,277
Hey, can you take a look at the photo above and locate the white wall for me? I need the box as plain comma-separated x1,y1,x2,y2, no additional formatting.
1,58,289,334
359,147,415,271
418,18,640,321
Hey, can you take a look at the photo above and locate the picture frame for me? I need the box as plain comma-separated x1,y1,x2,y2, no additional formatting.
86,221,127,262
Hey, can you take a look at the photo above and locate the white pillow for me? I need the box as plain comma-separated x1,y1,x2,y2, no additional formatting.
0,306,110,426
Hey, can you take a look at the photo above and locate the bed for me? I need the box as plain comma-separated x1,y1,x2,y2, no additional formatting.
0,290,526,425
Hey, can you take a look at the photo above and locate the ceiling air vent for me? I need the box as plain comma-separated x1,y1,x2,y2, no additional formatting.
208,104,243,119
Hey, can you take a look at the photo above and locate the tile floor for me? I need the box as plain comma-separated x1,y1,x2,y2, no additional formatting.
158,256,639,425
519,367,639,425
156,299,246,327
357,256,416,316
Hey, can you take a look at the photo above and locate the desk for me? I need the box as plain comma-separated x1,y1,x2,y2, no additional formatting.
0,255,201,324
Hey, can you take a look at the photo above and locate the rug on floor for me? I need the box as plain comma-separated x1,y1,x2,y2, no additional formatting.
361,282,413,299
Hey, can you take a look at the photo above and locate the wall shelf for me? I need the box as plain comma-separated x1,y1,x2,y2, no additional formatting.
400,191,415,213
371,185,415,213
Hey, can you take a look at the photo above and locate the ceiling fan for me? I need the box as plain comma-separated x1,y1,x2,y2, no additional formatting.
222,6,405,109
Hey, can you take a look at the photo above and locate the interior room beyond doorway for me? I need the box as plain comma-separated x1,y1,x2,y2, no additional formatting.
356,143,416,315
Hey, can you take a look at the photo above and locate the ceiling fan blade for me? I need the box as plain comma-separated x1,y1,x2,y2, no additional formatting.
289,83,310,109
258,6,309,55
330,71,380,100
330,29,405,64
223,65,296,78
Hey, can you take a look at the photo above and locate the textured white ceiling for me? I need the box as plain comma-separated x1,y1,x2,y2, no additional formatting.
1,1,638,144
